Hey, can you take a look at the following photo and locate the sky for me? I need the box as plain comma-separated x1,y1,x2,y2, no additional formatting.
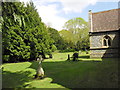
19,0,119,31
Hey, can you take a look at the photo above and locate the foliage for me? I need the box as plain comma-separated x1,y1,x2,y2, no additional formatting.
48,27,67,50
61,17,89,50
59,30,73,43
51,45,57,52
59,30,75,49
59,49,75,53
2,1,54,62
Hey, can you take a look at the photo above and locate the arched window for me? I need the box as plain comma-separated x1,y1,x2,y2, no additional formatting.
103,39,107,46
103,35,111,47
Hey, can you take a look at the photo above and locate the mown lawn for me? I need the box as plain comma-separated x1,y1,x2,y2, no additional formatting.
2,52,119,89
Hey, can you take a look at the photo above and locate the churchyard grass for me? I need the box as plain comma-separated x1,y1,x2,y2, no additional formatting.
2,51,118,89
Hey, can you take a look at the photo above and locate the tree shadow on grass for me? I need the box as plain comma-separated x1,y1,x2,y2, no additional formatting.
2,70,34,89
29,59,118,88
78,55,90,58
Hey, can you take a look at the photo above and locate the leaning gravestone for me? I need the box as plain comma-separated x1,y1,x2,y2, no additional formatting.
34,55,44,79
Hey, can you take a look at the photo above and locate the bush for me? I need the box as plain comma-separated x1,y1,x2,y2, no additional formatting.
3,55,9,63
59,49,75,53
51,45,57,52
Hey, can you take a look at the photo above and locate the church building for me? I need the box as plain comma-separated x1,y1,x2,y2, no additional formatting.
89,8,120,58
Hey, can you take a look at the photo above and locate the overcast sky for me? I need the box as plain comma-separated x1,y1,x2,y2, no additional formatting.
20,0,119,31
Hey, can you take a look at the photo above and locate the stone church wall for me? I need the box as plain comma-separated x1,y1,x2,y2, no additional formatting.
90,31,119,58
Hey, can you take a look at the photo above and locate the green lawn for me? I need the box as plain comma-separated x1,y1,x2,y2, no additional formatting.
2,52,118,89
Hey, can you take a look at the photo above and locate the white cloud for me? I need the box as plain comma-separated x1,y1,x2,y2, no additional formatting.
36,4,68,30
33,0,99,30
60,0,98,13
19,0,31,3
98,0,119,2
59,0,119,13
20,0,119,30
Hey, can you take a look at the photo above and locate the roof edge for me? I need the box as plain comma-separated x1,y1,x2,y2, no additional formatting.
92,8,120,14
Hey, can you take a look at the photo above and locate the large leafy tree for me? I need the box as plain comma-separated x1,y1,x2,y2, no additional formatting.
24,2,54,59
47,27,66,50
63,17,89,50
2,1,54,62
59,30,74,49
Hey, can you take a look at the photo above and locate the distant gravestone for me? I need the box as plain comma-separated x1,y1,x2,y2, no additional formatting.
73,53,78,61
67,54,70,60
86,51,88,54
85,48,88,54
79,50,81,54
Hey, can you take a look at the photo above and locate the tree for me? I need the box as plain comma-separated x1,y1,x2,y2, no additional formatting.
63,17,89,50
24,2,54,59
2,2,30,62
48,27,66,50
2,1,54,62
59,30,74,49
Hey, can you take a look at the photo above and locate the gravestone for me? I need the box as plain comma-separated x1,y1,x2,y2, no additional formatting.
85,48,88,54
39,55,44,61
37,57,40,61
67,54,70,60
86,51,88,54
73,53,78,61
79,50,81,54
34,55,44,79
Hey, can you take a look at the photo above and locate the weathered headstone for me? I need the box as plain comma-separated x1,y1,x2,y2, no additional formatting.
79,50,81,54
86,51,88,54
67,54,70,60
36,61,44,79
34,55,45,79
73,53,78,61
37,57,40,61
39,55,44,61
85,48,88,54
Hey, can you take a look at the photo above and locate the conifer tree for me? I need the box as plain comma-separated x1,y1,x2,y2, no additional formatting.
2,1,54,62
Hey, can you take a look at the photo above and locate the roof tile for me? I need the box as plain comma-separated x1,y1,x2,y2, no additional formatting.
92,9,120,32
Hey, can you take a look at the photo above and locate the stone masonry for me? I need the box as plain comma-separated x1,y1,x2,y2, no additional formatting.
89,9,120,58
